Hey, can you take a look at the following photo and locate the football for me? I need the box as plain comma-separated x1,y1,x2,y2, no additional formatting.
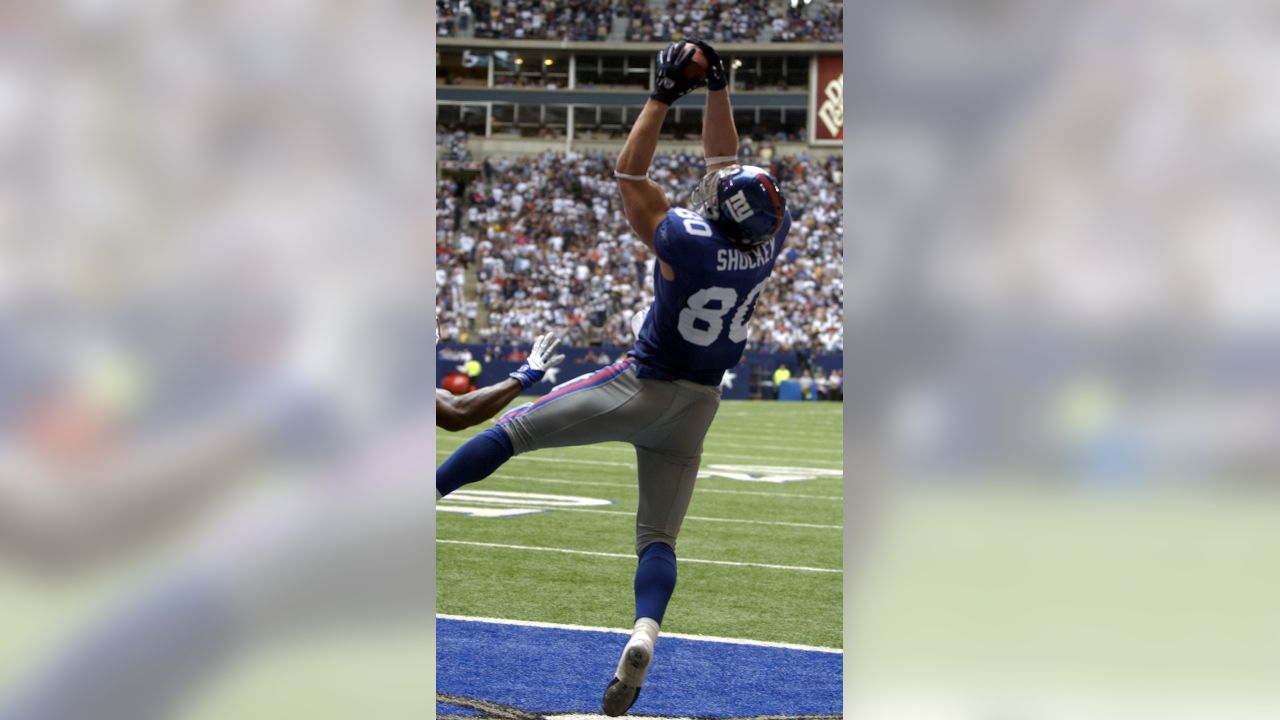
682,46,709,82
440,371,471,395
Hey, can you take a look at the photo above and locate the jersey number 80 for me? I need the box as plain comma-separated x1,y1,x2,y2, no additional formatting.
677,279,769,347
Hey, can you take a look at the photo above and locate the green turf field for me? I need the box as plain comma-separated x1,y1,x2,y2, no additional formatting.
436,399,846,650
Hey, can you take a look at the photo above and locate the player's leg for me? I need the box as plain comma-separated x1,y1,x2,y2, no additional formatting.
435,425,514,497
602,381,720,716
631,380,720,623
601,447,702,717
437,359,654,497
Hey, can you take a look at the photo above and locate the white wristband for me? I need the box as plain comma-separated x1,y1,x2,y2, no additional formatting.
705,155,737,166
614,170,650,182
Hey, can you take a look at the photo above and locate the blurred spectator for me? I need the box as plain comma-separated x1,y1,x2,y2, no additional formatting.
773,363,791,386
796,338,813,375
435,0,842,43
435,148,843,353
826,368,843,401
439,130,472,163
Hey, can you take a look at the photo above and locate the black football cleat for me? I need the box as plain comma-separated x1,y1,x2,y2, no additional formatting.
601,641,651,716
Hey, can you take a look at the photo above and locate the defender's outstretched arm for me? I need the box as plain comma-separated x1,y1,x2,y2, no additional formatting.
436,382,522,432
436,332,564,432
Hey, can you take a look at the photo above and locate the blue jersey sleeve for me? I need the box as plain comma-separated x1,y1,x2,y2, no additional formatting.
654,209,708,268
773,209,792,256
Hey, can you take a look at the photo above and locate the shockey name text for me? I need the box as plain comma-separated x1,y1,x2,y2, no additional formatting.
716,241,776,272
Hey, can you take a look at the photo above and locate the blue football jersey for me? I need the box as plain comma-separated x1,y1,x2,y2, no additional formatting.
630,207,791,385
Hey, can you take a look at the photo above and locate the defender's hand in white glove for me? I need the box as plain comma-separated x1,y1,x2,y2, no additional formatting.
509,332,566,389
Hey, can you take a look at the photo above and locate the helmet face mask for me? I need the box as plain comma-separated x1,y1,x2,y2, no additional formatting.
689,165,737,222
688,164,786,248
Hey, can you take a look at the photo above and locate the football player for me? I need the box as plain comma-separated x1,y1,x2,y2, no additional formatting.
436,331,565,432
435,38,790,716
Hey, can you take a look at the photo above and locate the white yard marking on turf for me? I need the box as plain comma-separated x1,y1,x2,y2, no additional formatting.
440,502,841,530
437,505,546,518
489,473,844,501
708,422,842,433
699,464,845,484
708,441,843,455
552,506,842,530
499,454,843,474
435,434,843,457
438,613,843,653
444,489,611,507
437,539,842,574
439,437,844,456
436,440,844,466
709,428,844,440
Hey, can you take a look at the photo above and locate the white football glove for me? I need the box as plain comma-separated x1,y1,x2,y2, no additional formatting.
509,332,565,388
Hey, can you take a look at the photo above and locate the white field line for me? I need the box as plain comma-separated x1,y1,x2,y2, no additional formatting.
433,427,843,446
710,414,843,423
434,447,844,471
709,439,843,449
438,613,843,654
710,427,844,438
713,414,842,422
437,438,844,460
488,473,844,501
704,439,844,452
431,451,617,469
709,431,844,443
439,502,841,530
437,539,842,574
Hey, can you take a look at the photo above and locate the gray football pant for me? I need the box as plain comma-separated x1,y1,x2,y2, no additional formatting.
498,359,721,555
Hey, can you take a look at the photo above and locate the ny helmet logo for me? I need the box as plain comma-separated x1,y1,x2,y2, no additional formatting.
725,190,755,222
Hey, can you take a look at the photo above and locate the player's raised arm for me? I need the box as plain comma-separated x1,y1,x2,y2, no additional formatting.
615,40,706,251
690,40,737,173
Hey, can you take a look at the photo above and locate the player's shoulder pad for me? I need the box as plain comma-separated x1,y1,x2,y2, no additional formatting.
654,208,687,263
660,207,687,233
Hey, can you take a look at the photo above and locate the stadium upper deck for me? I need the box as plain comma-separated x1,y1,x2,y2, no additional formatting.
434,1,843,151
436,0,843,43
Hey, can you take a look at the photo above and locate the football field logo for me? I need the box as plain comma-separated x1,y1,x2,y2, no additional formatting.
438,490,612,517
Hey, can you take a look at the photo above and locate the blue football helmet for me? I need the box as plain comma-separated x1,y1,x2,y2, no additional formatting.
688,164,787,247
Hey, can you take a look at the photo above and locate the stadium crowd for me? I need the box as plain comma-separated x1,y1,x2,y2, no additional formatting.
434,148,842,357
435,0,842,43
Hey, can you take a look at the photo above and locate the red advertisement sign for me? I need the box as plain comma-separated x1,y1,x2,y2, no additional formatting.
811,55,843,144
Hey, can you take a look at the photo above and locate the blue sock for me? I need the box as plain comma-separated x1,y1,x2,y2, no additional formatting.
436,426,513,497
633,542,677,625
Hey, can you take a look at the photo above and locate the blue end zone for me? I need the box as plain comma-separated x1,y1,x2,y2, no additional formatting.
438,617,842,717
